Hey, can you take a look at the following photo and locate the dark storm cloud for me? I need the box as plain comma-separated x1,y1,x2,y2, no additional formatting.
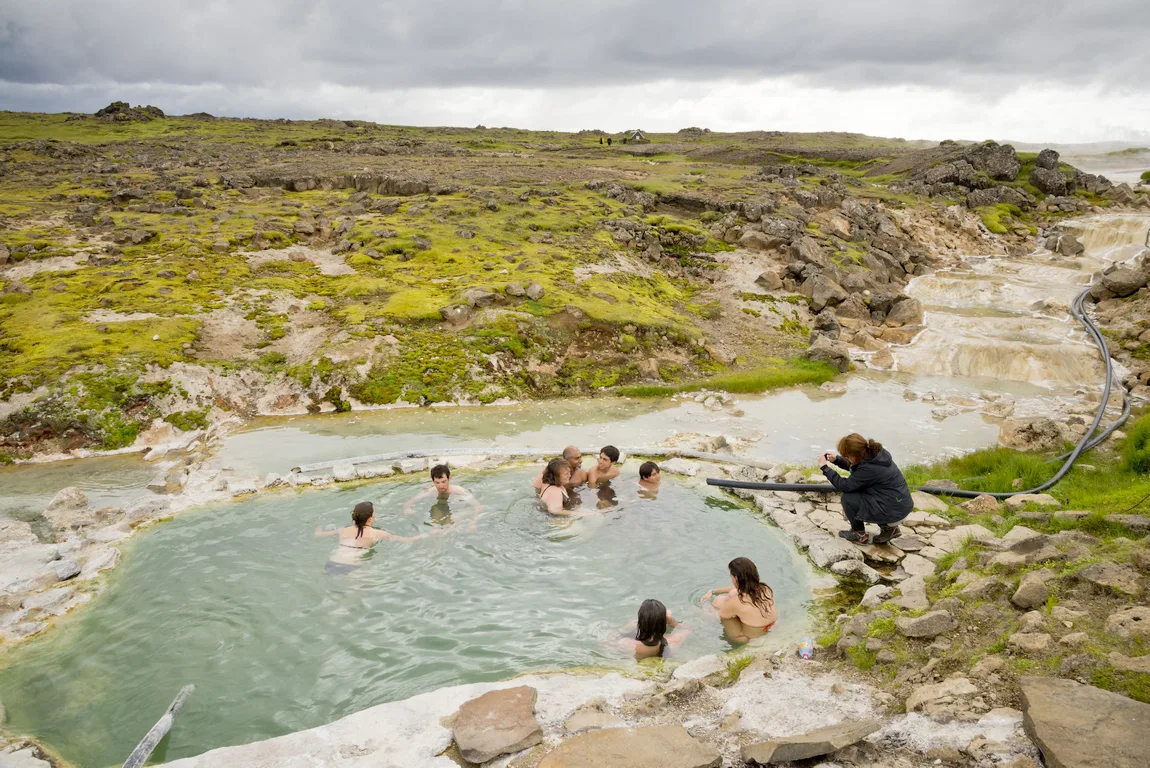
1,0,1147,98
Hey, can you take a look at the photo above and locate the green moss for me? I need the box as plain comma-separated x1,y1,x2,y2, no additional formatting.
1140,170,1150,182
846,645,877,671
976,203,1023,235
1122,413,1150,472
616,358,835,397
163,409,210,432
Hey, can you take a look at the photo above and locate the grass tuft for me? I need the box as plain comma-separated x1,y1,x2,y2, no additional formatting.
615,358,836,397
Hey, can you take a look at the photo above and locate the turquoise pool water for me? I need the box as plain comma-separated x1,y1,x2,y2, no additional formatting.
0,468,814,766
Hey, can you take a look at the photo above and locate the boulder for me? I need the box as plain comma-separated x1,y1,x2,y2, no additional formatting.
754,271,782,290
791,236,828,267
892,575,930,611
525,281,545,301
884,297,924,327
1036,149,1060,171
899,553,937,577
0,747,52,768
332,463,357,482
1101,268,1149,298
806,275,848,312
1030,167,1067,196
1021,676,1150,768
960,576,1006,601
896,610,957,639
741,720,881,765
46,487,88,511
1104,606,1150,640
1009,632,1051,653
960,494,1000,515
539,725,719,768
998,418,1065,452
830,559,882,584
452,686,543,764
51,560,81,581
804,335,850,373
859,584,893,608
461,288,499,308
1011,570,1053,610
911,491,949,512
1077,562,1142,596
963,142,1022,181
440,304,471,323
808,536,864,568
505,282,526,297
811,308,841,340
907,678,977,712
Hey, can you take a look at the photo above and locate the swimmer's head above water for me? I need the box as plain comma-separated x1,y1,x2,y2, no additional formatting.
542,457,571,487
431,464,451,494
635,598,668,652
352,501,375,539
597,445,620,472
639,461,660,485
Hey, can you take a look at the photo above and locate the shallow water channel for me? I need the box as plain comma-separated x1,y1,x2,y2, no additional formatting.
0,468,814,766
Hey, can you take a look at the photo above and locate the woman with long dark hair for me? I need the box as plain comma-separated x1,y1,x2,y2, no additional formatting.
818,433,912,545
630,598,690,659
700,557,777,642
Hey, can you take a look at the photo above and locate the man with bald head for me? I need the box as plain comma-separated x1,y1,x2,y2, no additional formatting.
532,445,587,490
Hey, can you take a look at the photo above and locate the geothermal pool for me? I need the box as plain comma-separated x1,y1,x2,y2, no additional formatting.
0,468,814,766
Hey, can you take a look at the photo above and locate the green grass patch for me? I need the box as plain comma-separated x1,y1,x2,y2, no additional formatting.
615,358,836,397
976,203,1023,235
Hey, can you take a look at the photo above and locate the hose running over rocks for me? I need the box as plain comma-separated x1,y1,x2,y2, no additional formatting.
707,286,1130,500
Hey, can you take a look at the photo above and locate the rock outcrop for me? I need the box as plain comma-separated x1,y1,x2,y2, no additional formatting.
539,725,720,768
1021,676,1149,768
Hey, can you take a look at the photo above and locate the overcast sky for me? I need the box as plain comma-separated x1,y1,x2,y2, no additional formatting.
1,0,1148,144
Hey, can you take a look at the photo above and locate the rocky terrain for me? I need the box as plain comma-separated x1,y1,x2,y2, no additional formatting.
3,106,1148,463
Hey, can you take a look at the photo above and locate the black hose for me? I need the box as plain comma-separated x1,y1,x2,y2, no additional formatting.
707,285,1128,500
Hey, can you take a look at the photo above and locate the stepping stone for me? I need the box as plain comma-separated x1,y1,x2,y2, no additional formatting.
891,535,925,552
453,685,543,764
539,725,719,768
741,719,881,764
1077,562,1142,596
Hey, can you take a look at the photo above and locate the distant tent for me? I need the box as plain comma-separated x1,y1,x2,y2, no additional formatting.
625,129,649,143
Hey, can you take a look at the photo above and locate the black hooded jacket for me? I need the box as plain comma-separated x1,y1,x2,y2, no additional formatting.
820,448,913,525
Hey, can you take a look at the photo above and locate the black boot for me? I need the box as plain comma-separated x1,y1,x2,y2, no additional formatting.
873,525,901,545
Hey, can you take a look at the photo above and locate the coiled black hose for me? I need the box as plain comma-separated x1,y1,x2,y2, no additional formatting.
707,286,1129,500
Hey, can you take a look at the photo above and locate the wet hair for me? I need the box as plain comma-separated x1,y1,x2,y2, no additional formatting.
837,433,883,464
541,457,568,487
635,598,668,654
728,557,774,615
352,501,374,539
600,445,620,463
430,464,450,480
639,461,659,480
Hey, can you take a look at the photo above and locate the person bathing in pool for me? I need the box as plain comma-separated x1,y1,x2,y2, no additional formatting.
537,457,576,515
403,464,482,528
638,461,661,498
628,598,690,659
316,501,424,573
700,557,777,643
532,446,587,491
586,445,621,486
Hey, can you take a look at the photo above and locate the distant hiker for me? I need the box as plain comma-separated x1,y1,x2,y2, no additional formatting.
316,501,424,573
606,137,612,146
532,446,587,490
404,464,482,529
701,557,777,642
599,136,603,145
818,433,912,545
628,599,690,659
538,457,573,515
587,445,621,486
